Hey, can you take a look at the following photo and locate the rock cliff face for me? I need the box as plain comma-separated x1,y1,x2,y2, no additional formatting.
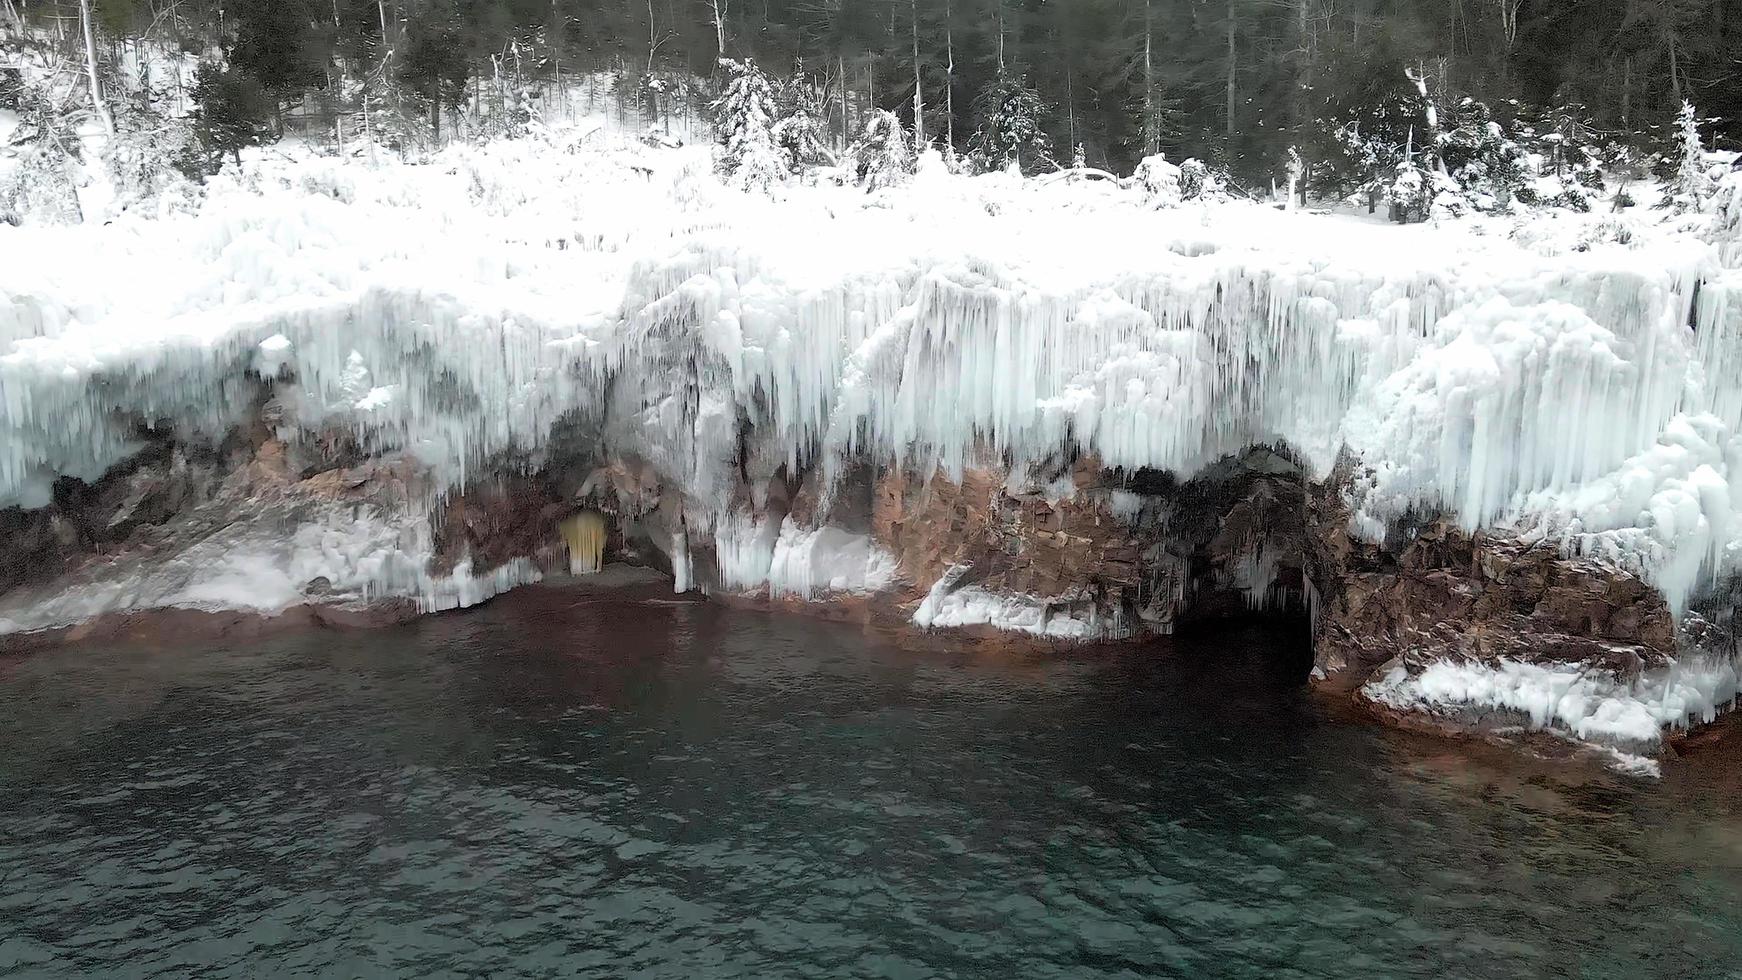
9,383,1735,761
1304,456,1680,683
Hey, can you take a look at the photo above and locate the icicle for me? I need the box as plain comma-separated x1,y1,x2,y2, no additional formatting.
559,511,608,575
671,527,692,594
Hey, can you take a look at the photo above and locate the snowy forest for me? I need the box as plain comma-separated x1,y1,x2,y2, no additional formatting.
2,0,1739,219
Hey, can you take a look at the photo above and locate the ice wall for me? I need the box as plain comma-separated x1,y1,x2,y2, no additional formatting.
0,141,1738,624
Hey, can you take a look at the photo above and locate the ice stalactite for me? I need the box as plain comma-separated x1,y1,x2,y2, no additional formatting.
671,526,692,594
713,510,897,599
559,511,608,574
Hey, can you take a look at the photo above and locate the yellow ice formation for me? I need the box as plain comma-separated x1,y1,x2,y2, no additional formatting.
559,511,607,575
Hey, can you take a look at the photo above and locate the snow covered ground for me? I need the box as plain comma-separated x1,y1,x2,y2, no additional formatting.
1,124,1739,763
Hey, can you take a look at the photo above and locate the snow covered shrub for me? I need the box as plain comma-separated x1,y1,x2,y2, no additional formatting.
478,79,537,143
1516,175,1591,212
1179,158,1208,200
298,162,357,204
1386,162,1430,223
1176,158,1227,203
848,110,913,191
1430,171,1466,220
1706,169,1742,266
360,102,431,157
1575,215,1639,251
672,159,723,212
0,83,84,225
1504,101,1612,209
104,112,204,218
1133,153,1182,208
712,58,788,195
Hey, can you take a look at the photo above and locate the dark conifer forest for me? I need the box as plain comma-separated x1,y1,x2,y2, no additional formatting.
2,0,1738,192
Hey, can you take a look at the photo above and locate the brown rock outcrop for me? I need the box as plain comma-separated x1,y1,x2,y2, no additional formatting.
1304,456,1680,694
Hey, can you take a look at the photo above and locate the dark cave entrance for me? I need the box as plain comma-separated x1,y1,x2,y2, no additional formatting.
1113,445,1317,683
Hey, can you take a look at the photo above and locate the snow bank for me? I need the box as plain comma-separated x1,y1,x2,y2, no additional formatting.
0,127,1738,630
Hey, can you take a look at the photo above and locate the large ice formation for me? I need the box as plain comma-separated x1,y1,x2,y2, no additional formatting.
1,138,1739,755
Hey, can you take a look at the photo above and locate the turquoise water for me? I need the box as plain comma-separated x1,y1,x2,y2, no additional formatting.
2,586,1741,978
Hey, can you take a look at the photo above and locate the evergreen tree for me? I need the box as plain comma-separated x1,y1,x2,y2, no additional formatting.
1671,101,1712,212
712,59,788,194
189,63,277,170
772,76,835,174
1439,99,1527,211
1386,161,1431,223
969,71,1053,174
8,0,1742,198
226,0,329,123
399,9,471,142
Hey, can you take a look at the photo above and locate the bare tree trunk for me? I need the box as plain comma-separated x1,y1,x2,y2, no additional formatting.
1621,56,1632,127
996,0,1005,71
944,0,954,152
910,0,924,151
1406,63,1442,173
364,91,377,164
710,0,728,57
331,0,346,154
1066,70,1075,156
78,0,115,135
1142,0,1155,155
551,0,564,115
1665,30,1679,104
1225,4,1235,141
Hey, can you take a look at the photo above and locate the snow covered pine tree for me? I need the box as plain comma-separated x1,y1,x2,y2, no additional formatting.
713,59,789,194
771,76,836,177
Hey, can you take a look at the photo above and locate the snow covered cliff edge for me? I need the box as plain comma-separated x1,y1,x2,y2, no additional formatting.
1,139,1739,757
